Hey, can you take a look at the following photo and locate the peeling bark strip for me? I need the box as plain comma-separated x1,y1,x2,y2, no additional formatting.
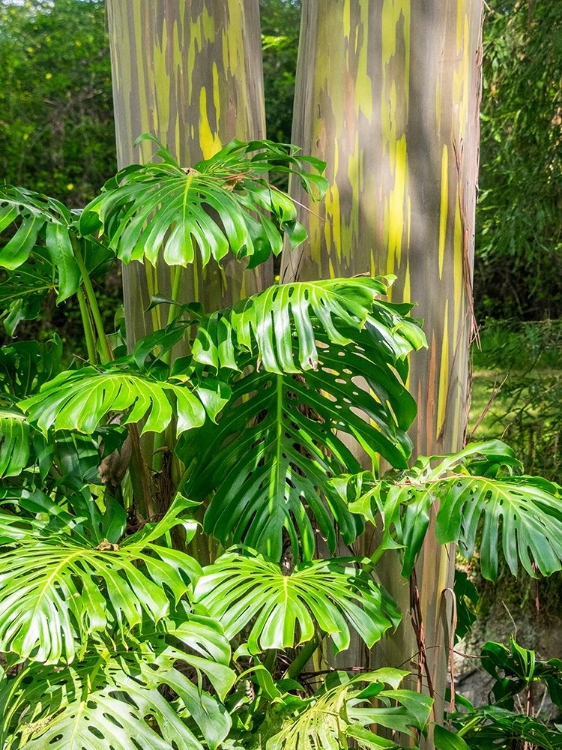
106,0,268,344
284,0,483,740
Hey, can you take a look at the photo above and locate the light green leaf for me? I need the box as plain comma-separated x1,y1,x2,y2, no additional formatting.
20,366,206,436
0,408,30,477
339,440,562,580
1,621,234,749
193,276,425,374
0,496,201,663
435,474,562,579
194,552,399,654
45,221,81,302
81,139,325,269
266,670,431,750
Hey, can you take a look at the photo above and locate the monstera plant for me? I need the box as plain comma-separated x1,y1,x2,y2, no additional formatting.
1,137,562,748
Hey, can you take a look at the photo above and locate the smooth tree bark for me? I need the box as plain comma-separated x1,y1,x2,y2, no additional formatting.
106,0,269,345
106,1,267,521
282,0,483,735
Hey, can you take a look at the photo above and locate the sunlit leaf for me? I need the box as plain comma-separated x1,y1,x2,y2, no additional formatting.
195,551,399,654
81,138,326,269
20,366,206,436
0,618,234,749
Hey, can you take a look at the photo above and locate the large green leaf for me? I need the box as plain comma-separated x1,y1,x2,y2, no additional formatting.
0,186,85,302
20,365,207,436
81,137,326,269
339,440,562,580
266,669,432,749
0,494,201,663
180,276,425,561
194,552,399,654
181,326,420,561
0,408,30,478
192,276,425,374
435,473,562,579
0,618,235,750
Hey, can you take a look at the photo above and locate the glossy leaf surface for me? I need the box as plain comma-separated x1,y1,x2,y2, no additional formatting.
1,618,234,749
81,138,326,269
20,366,206,436
194,552,399,654
339,440,562,580
193,276,424,374
267,669,431,749
0,495,200,663
0,409,30,477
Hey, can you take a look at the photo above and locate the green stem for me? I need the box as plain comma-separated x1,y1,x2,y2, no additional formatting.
72,236,112,364
76,286,97,365
167,264,184,327
154,265,184,472
286,635,320,680
263,649,277,673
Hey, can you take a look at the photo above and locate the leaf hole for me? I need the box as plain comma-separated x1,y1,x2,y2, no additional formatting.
103,713,124,729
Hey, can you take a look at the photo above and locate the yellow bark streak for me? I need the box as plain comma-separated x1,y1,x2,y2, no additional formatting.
199,87,222,159
107,0,267,346
285,5,482,723
438,145,449,280
436,300,450,439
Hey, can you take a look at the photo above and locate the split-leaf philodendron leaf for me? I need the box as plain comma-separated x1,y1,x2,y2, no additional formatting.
194,551,399,654
81,137,327,269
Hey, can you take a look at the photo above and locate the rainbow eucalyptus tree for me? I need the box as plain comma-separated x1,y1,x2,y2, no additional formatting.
104,0,269,514
105,0,269,342
282,0,483,727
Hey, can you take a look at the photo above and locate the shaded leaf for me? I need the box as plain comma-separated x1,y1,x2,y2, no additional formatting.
0,408,30,477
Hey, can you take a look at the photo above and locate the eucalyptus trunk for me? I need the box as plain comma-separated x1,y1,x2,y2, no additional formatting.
106,0,269,344
283,0,483,733
105,1,267,522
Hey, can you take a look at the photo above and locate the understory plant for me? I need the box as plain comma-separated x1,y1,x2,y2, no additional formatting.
448,639,562,749
1,137,562,748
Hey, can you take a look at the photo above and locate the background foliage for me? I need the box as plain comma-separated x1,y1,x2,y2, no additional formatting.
475,0,562,320
0,0,114,208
